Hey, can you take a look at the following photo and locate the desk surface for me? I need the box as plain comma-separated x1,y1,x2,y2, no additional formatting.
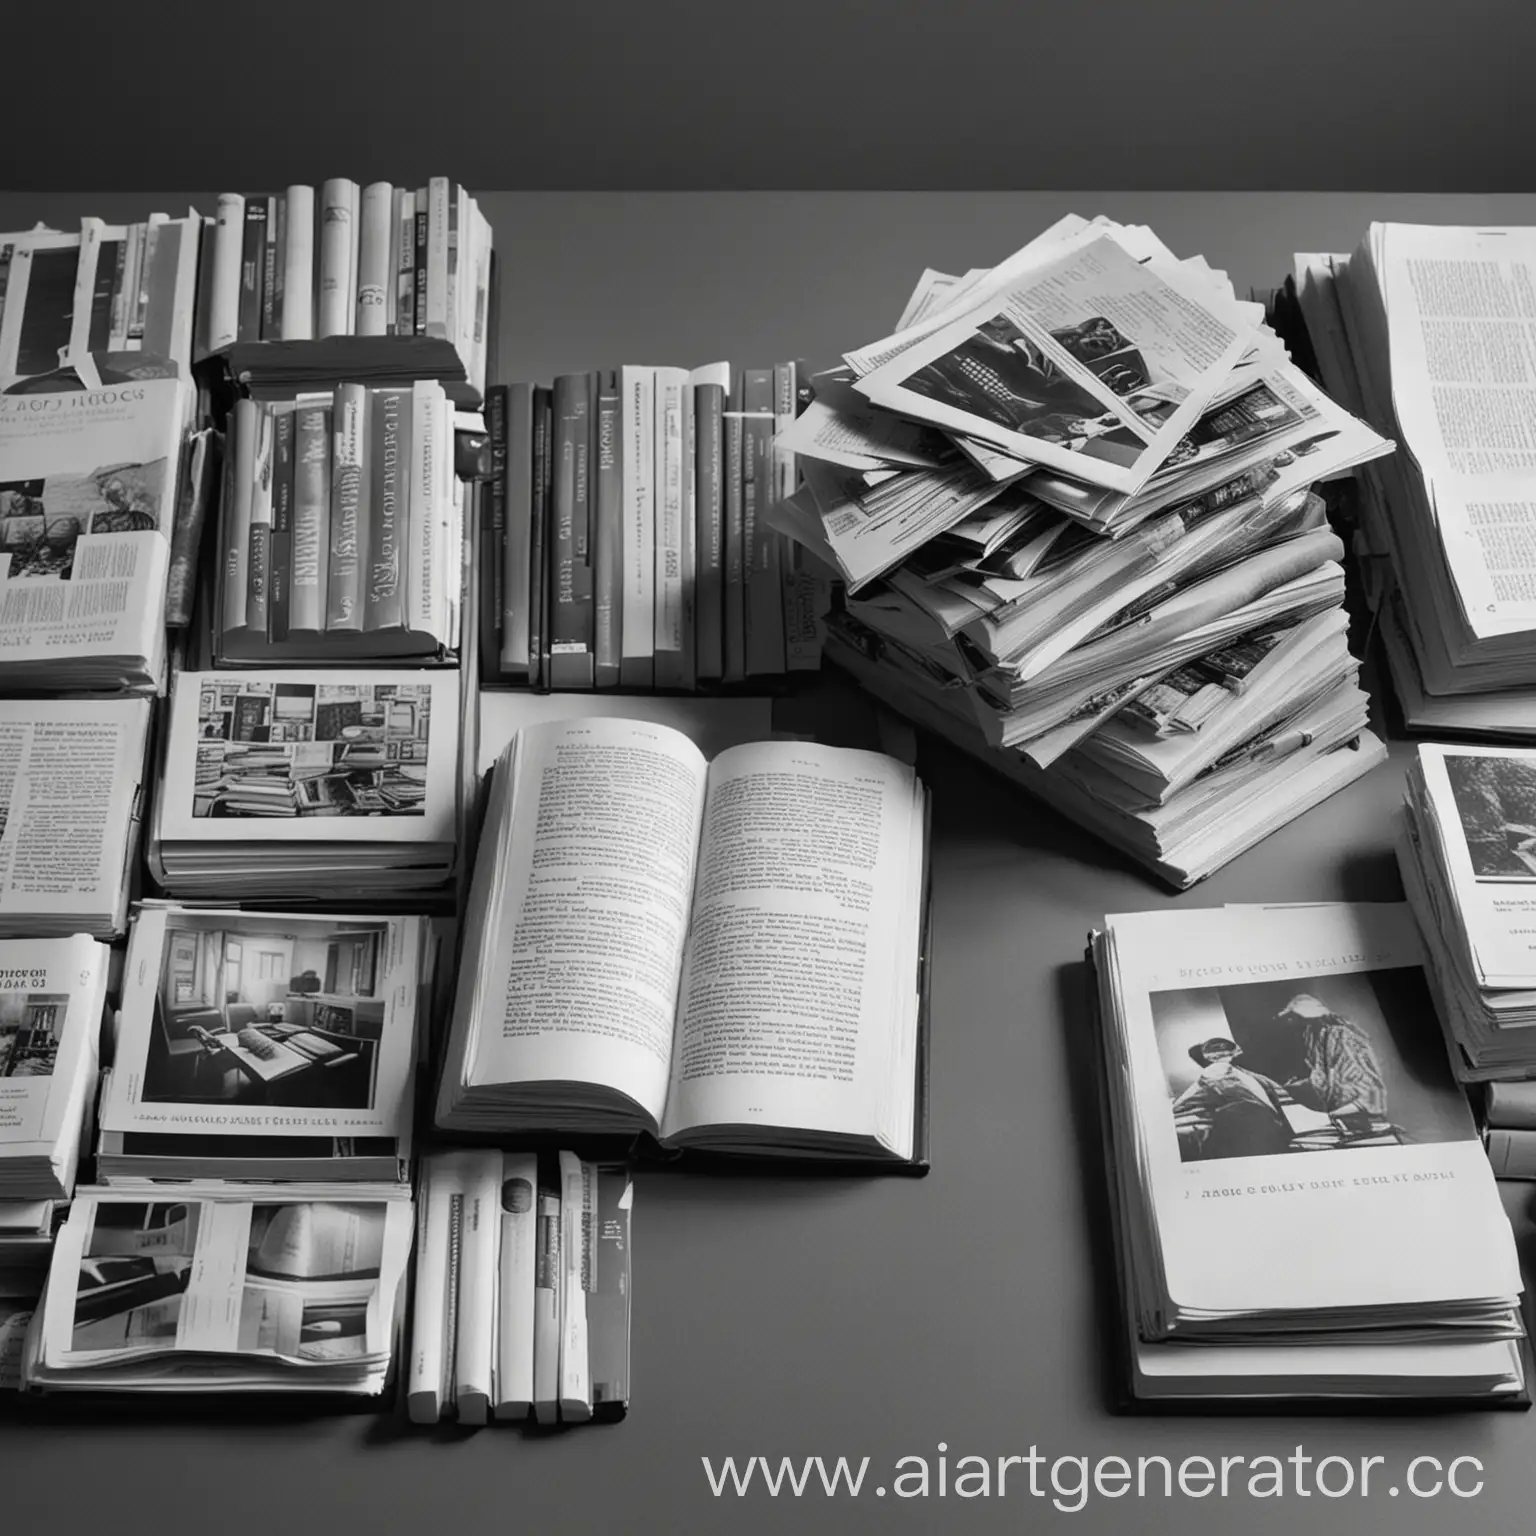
8,189,1536,1536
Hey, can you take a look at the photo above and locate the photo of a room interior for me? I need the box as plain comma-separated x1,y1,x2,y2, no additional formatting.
143,919,388,1110
0,992,67,1079
72,1203,199,1352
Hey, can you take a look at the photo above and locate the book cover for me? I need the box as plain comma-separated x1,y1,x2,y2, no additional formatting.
267,407,296,642
365,387,410,631
326,383,366,630
237,197,267,346
692,375,726,682
549,373,593,689
591,370,623,688
290,403,330,633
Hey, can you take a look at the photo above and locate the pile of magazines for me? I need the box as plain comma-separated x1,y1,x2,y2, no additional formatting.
769,215,1394,886
1295,225,1536,740
1090,901,1527,1406
1397,743,1536,1079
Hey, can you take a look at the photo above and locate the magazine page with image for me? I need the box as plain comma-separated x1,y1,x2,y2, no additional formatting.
157,668,459,843
853,228,1260,496
1101,901,1521,1333
101,906,424,1142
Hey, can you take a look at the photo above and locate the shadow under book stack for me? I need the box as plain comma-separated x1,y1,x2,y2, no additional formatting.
479,362,825,695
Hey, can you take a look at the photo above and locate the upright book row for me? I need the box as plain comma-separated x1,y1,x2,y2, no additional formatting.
214,383,466,664
482,363,825,693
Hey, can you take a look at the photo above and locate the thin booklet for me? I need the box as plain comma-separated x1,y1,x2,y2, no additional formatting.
436,717,930,1166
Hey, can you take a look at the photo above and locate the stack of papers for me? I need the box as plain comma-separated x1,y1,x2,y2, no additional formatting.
1398,743,1536,1079
148,668,461,901
1295,226,1536,737
0,698,151,940
1091,901,1527,1406
95,904,427,1184
0,936,108,1202
771,214,1393,887
24,1185,414,1394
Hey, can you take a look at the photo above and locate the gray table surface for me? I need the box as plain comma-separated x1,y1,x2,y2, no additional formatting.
8,191,1536,1536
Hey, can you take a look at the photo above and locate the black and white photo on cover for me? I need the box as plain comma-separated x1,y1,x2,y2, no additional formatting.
191,679,431,819
143,914,388,1111
1151,967,1476,1163
1442,752,1536,881
0,458,167,580
0,991,66,1079
246,1201,387,1283
72,1202,199,1351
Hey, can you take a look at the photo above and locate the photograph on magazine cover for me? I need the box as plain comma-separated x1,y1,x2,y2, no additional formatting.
0,457,167,580
1442,752,1536,881
0,992,67,1079
191,679,432,818
71,1201,199,1352
1151,967,1476,1163
141,915,389,1112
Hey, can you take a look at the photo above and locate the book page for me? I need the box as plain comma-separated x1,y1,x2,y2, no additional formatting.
468,718,709,1126
661,741,922,1144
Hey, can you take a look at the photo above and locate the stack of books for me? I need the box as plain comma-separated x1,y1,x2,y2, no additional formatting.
1089,900,1527,1406
0,215,202,390
408,1149,632,1425
22,1185,415,1394
436,718,930,1166
1293,226,1536,739
198,178,490,404
1397,743,1536,1080
766,215,1394,887
0,377,191,693
212,383,464,664
480,365,823,694
0,937,108,1202
149,669,461,902
95,905,428,1184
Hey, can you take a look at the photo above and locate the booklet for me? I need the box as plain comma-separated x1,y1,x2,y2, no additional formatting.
436,717,930,1165
101,906,424,1143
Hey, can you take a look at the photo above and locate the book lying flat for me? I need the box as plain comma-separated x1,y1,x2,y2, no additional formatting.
435,717,931,1167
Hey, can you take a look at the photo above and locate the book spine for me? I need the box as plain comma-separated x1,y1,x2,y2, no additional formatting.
532,1186,561,1426
501,382,535,674
619,366,656,688
678,384,697,691
723,381,747,684
482,383,508,670
356,180,392,337
365,386,409,631
453,1152,501,1426
68,217,102,362
317,178,358,339
591,370,623,687
407,1157,453,1423
493,1151,538,1419
326,382,367,630
268,406,296,642
588,1165,631,1417
470,201,492,394
207,193,244,351
776,361,820,670
742,367,786,676
406,381,437,639
246,404,275,635
548,373,593,688
280,185,314,340
528,386,553,688
131,216,163,349
412,190,429,336
693,382,725,681
259,194,282,339
236,196,266,345
190,215,215,359
166,428,214,628
425,176,450,339
557,1151,592,1423
385,186,403,334
653,369,685,687
395,188,417,337
223,397,258,632
85,228,117,354
445,184,462,356
290,403,331,633
107,231,131,352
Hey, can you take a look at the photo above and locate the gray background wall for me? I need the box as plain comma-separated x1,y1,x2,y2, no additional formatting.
7,0,1535,192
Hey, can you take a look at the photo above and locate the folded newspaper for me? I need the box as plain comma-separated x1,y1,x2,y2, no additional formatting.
772,214,1394,887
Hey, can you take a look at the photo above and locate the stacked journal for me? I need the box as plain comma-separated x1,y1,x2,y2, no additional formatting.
769,213,1394,886
149,669,461,901
0,936,109,1202
95,905,426,1184
1295,226,1536,739
1398,743,1536,1080
408,1148,632,1425
23,1187,414,1393
435,718,930,1165
1090,901,1527,1406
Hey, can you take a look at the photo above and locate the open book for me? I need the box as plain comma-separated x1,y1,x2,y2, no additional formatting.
435,718,930,1165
